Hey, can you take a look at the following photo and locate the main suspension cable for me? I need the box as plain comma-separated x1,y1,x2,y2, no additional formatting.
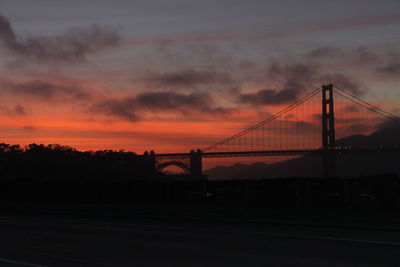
203,87,321,151
333,84,400,123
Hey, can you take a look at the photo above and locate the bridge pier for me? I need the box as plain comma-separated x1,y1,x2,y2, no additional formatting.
190,149,203,177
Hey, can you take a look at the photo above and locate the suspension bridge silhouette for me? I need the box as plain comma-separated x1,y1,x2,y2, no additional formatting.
144,84,400,178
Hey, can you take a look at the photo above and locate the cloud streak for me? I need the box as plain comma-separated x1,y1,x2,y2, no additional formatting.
91,91,231,122
1,80,91,101
239,88,300,106
142,69,233,88
0,14,120,64
304,46,380,65
122,13,400,46
378,63,400,75
0,104,25,116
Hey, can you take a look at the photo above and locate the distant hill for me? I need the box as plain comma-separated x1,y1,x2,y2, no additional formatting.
205,124,400,180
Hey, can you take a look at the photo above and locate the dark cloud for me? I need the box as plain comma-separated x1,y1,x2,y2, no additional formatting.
266,62,325,93
354,47,380,64
239,88,300,105
268,62,363,95
237,62,348,105
91,97,139,122
1,80,91,100
14,104,25,115
305,46,379,65
142,69,233,88
234,61,363,106
304,46,400,81
22,125,36,131
304,46,343,59
378,63,400,75
91,91,230,121
267,62,318,86
0,104,25,116
136,91,221,113
322,73,364,95
0,14,119,64
236,61,360,106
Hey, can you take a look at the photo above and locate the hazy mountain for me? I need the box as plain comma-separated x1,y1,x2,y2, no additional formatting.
205,124,400,180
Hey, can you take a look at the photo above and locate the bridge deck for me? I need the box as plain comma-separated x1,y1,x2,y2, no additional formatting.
155,147,400,159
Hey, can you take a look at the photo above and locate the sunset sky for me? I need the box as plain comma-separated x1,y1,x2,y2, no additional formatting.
0,0,399,157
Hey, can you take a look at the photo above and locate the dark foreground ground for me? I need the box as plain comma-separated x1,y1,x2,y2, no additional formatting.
1,205,400,266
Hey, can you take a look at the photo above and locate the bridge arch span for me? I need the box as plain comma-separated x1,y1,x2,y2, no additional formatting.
156,161,190,173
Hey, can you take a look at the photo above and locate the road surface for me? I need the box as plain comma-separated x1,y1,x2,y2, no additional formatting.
0,214,399,266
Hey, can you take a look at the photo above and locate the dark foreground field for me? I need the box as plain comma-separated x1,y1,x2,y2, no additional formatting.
1,206,400,267
0,174,399,266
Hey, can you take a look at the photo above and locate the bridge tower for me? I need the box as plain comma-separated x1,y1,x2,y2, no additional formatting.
143,150,156,173
190,149,203,177
321,84,336,177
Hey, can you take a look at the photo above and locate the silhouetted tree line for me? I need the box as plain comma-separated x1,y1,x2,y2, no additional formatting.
0,143,400,209
0,143,156,182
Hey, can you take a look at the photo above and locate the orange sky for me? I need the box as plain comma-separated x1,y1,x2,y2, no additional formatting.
0,6,399,170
